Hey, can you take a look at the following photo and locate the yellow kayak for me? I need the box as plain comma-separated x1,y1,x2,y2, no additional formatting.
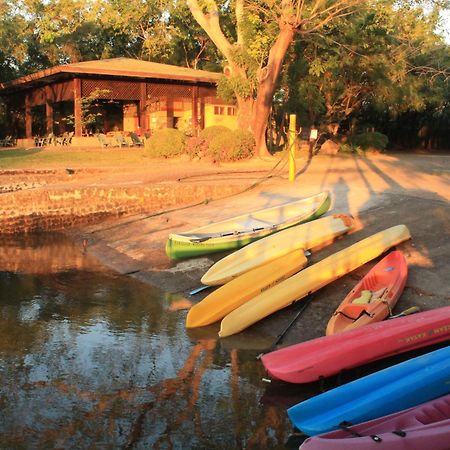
186,250,308,328
219,225,411,337
201,214,355,286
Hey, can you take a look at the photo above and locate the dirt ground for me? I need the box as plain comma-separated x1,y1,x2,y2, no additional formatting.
71,152,450,349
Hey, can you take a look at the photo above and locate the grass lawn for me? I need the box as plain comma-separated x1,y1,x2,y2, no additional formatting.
0,147,153,169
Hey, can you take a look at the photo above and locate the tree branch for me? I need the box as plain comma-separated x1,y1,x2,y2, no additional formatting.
296,0,362,32
186,0,233,61
236,0,245,46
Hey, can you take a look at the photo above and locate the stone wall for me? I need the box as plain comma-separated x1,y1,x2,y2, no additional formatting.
0,169,62,193
0,181,245,235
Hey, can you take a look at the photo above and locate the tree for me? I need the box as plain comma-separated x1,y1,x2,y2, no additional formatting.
274,0,450,143
187,0,364,156
0,0,29,81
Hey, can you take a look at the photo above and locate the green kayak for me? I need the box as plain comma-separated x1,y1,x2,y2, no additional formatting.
165,191,331,259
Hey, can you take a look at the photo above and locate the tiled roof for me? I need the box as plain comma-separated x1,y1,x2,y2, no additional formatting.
0,58,222,91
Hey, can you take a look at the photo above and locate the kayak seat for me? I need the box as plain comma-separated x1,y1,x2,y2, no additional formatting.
352,287,387,305
352,290,372,304
337,304,373,320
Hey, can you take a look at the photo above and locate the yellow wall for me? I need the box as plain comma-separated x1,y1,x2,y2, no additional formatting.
145,100,238,133
204,104,238,129
123,102,139,132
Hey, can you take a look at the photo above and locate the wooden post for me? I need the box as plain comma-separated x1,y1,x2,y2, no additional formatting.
25,93,32,138
199,99,205,131
139,82,147,132
73,78,82,137
45,86,53,134
192,86,199,135
288,114,296,182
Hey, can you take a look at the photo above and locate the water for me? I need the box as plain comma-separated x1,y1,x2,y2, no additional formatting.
0,234,308,449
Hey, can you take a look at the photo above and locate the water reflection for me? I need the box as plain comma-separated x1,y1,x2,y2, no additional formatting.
0,234,295,449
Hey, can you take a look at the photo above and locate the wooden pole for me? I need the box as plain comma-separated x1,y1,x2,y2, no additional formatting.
139,82,147,133
192,85,199,135
288,114,296,182
73,78,82,137
25,93,32,138
45,86,53,135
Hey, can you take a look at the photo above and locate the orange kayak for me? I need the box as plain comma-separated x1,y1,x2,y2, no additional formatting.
326,251,408,335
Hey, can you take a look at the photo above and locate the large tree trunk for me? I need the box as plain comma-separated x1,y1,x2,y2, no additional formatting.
251,26,295,157
236,96,255,130
187,0,295,158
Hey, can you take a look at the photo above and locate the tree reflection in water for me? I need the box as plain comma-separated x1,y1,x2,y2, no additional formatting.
0,234,294,449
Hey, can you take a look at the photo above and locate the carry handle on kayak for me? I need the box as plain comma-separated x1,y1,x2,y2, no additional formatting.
339,421,383,443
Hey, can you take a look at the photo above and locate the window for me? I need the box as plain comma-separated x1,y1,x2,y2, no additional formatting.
227,107,236,116
214,106,226,115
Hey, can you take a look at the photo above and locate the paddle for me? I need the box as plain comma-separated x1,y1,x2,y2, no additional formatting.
189,226,267,243
189,285,214,296
257,295,314,360
389,306,420,319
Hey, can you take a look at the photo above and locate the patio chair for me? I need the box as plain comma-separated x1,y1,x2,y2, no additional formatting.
62,131,74,146
34,135,48,147
96,133,118,148
0,135,14,147
55,134,65,145
129,132,144,147
115,133,130,147
47,132,55,146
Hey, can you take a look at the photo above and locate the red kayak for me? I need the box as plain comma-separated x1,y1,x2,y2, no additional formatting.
300,393,450,449
261,306,450,384
326,251,408,335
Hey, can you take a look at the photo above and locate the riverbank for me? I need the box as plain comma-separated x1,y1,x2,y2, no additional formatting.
0,150,274,233
1,149,449,346
64,152,450,348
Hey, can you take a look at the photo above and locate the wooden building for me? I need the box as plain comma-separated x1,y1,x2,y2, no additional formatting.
0,58,237,145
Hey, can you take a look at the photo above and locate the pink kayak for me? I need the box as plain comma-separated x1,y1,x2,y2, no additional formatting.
300,393,450,449
261,306,450,383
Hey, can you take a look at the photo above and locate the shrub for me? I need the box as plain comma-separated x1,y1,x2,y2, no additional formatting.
199,125,230,143
175,117,195,136
185,136,209,160
338,143,364,155
349,131,388,151
145,128,186,158
208,129,255,162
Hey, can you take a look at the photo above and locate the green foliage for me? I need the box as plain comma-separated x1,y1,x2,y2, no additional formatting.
217,76,238,103
348,131,389,151
145,129,186,158
175,117,195,136
208,129,255,162
199,125,231,142
63,88,112,133
1,0,450,152
218,73,256,100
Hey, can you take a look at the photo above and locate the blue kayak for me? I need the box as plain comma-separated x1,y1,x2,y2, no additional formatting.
288,345,450,436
